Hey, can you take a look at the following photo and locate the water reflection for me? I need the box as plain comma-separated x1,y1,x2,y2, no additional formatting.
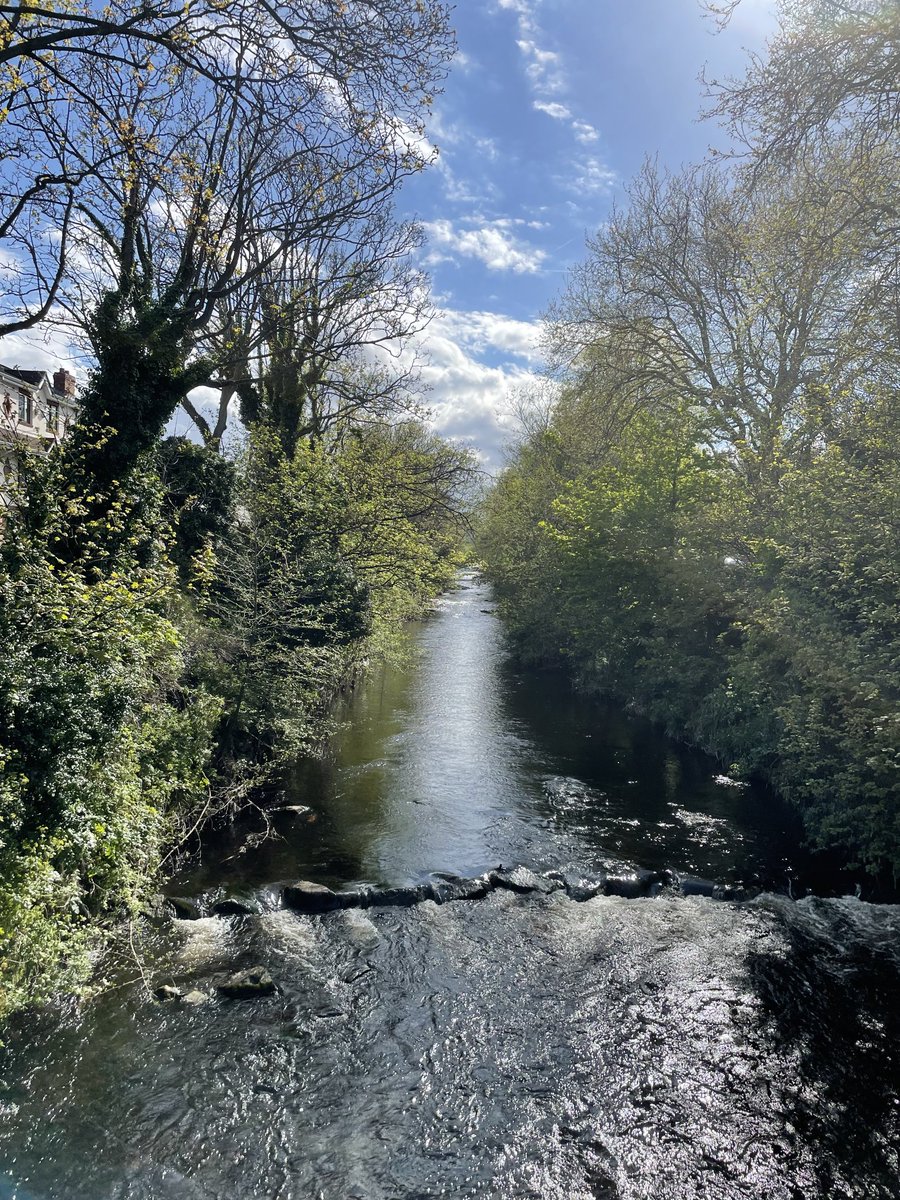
177,573,816,898
2,891,898,1200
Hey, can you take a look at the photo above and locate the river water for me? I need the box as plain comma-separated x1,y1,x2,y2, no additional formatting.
1,573,898,1199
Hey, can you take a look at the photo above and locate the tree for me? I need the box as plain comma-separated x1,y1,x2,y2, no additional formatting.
2,0,453,562
183,205,433,455
706,0,900,165
705,0,900,365
545,157,893,487
0,0,453,339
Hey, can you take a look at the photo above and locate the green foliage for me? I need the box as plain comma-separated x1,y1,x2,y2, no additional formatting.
158,436,236,586
206,431,372,763
204,422,474,765
0,480,221,1019
479,385,900,878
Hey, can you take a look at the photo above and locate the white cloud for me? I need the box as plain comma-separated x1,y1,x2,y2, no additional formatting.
0,326,81,377
433,309,544,367
572,120,600,144
375,296,548,470
534,100,572,121
496,0,535,13
567,157,618,196
517,38,566,95
420,327,537,470
496,0,615,177
423,218,547,274
426,110,503,204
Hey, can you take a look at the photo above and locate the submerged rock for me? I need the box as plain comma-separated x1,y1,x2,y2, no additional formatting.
603,871,661,899
282,881,343,913
679,876,717,898
336,888,375,909
367,883,437,907
488,866,555,894
276,864,748,918
165,896,203,920
562,876,606,903
153,983,182,1002
677,875,747,902
341,909,380,947
216,968,276,999
712,883,747,902
212,896,260,917
182,989,210,1006
432,875,491,904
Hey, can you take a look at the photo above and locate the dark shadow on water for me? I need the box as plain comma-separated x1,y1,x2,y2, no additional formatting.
743,898,900,1196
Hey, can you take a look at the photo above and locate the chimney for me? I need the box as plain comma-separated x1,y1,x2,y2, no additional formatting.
53,368,76,397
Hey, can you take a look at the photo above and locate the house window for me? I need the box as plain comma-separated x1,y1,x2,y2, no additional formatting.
47,400,59,433
17,390,32,424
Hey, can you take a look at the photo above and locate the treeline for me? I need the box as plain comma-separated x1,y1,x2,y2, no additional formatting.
480,0,900,880
0,0,472,1015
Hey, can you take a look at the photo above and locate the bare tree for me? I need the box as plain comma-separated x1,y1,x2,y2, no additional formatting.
182,204,433,454
0,0,453,338
547,159,889,483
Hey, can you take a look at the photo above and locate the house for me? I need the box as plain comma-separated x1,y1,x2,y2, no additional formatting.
0,364,78,506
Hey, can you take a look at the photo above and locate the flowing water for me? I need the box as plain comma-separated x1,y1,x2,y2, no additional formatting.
1,574,898,1199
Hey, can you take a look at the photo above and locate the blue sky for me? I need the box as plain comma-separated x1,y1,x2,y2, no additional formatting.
402,0,778,467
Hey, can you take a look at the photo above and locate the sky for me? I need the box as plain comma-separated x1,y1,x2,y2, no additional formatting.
1,0,778,470
396,0,778,468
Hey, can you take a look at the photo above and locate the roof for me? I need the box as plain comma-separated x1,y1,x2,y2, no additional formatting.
0,365,45,387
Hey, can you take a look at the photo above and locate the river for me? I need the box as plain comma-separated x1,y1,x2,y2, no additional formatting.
1,573,898,1199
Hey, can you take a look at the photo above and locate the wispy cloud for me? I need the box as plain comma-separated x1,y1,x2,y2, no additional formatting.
572,120,600,144
423,218,547,274
534,100,572,121
517,37,566,96
564,156,618,196
497,0,615,175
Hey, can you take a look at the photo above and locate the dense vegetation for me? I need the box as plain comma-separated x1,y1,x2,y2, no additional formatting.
0,0,474,1017
479,0,900,880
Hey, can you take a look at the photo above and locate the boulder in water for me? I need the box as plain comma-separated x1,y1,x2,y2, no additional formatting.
368,883,436,908
678,876,717,898
432,876,490,903
217,968,276,999
563,876,606,903
165,896,203,920
712,883,747,902
337,888,375,909
153,983,182,1002
489,866,547,894
212,896,260,917
604,871,661,899
282,881,342,913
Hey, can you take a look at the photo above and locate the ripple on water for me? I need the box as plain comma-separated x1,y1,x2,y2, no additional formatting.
1,891,896,1200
